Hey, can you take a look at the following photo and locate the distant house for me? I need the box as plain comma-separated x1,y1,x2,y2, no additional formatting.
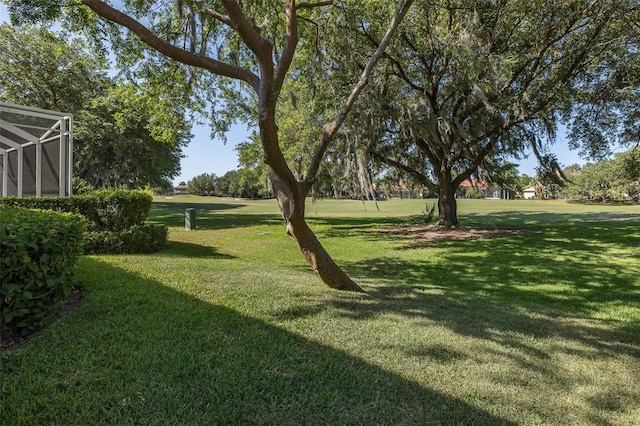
173,185,188,195
387,181,424,199
458,180,506,199
523,185,536,199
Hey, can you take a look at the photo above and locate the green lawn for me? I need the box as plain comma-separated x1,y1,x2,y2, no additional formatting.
2,197,639,425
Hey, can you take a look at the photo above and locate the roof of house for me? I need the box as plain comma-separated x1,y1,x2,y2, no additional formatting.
459,179,494,190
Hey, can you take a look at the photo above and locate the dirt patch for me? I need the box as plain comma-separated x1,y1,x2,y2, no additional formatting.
381,224,536,247
0,286,84,353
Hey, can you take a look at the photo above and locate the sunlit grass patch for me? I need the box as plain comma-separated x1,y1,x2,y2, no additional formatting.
2,197,639,424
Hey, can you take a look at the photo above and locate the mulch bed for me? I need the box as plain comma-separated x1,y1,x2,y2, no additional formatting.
0,287,84,353
380,224,537,246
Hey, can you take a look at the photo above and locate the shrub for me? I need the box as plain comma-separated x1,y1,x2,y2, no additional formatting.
0,196,78,213
465,188,485,199
84,189,153,231
1,189,165,255
0,206,86,335
416,202,437,225
1,189,153,231
84,225,168,255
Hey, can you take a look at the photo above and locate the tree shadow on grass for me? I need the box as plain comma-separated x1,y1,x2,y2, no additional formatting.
162,241,237,259
320,252,640,423
327,216,640,360
335,216,640,333
152,208,283,230
1,258,515,425
149,201,277,229
150,200,243,223
343,253,638,351
462,210,640,227
307,210,639,243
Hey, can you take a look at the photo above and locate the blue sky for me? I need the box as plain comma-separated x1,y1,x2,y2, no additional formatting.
176,123,250,184
1,3,587,185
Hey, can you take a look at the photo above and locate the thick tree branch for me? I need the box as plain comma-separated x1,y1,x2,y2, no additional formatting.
414,134,443,169
203,7,233,27
370,150,437,192
457,13,585,124
80,0,260,91
401,31,433,73
275,0,298,89
296,1,333,10
220,0,271,56
359,27,428,93
306,0,415,183
452,136,499,188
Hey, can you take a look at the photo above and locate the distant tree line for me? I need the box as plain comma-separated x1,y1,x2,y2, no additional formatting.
186,169,271,199
559,149,640,203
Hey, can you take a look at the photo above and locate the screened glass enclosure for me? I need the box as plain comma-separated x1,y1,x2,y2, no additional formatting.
0,102,73,197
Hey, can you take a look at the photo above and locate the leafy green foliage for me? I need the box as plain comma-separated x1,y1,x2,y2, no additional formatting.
0,24,190,190
84,225,168,254
2,189,166,254
187,173,217,196
464,188,485,199
0,23,106,112
73,82,190,189
81,189,153,231
4,0,63,25
566,23,640,161
0,206,86,335
187,170,269,199
2,189,153,231
561,149,640,202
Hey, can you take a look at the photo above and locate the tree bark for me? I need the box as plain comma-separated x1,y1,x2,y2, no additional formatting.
287,212,364,292
437,180,459,228
270,171,364,292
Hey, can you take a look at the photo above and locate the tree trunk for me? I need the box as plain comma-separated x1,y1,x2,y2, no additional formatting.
270,171,364,292
262,97,364,292
437,181,459,228
287,213,364,292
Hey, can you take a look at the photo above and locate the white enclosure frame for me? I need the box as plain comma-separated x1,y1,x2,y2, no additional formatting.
0,102,73,197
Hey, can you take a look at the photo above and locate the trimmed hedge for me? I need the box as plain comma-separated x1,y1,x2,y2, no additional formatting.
1,189,166,255
84,225,168,254
0,206,86,335
1,189,153,231
83,189,153,231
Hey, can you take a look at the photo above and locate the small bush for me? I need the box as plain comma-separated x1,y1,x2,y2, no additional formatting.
465,188,485,199
1,196,78,213
0,206,86,335
84,189,153,231
84,225,168,255
416,202,437,225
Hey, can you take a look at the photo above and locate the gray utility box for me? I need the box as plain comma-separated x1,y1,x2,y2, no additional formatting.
185,208,196,230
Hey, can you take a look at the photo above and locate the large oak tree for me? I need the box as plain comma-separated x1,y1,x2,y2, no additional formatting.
344,0,635,227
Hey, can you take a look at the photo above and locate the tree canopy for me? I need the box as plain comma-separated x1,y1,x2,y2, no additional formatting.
0,23,190,189
335,0,637,226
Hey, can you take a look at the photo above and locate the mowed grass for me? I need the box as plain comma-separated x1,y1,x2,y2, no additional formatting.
1,197,639,425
